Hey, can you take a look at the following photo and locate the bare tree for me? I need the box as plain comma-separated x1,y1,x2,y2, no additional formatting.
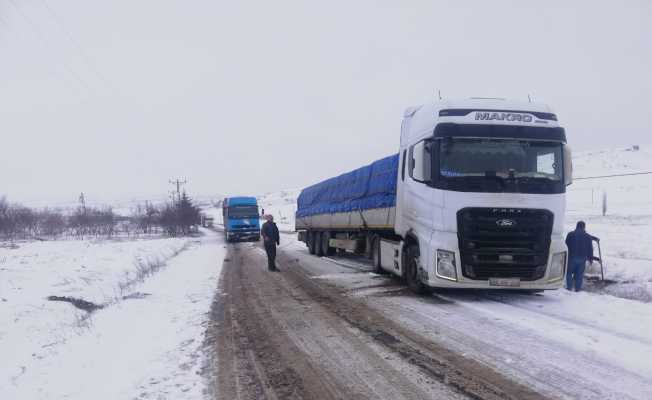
0,196,9,239
144,201,158,234
39,208,66,238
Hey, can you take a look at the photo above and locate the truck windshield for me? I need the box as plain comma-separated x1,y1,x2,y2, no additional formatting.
227,205,259,218
438,138,564,194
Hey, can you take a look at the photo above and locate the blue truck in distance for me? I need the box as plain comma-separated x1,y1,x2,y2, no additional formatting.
222,196,261,242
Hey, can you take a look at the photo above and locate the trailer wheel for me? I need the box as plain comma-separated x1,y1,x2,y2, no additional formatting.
307,231,316,255
315,232,324,257
322,231,335,256
405,245,428,295
372,236,383,274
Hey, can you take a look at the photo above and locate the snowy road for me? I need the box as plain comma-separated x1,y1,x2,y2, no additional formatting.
209,234,652,400
7,227,649,399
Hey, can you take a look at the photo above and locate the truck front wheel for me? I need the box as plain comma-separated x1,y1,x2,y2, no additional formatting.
405,245,429,295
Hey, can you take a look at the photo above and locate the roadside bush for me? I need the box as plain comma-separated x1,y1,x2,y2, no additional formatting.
0,192,202,242
156,192,201,237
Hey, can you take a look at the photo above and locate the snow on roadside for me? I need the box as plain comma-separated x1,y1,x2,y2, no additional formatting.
0,232,225,399
567,146,652,300
258,189,300,232
441,289,652,376
202,206,223,227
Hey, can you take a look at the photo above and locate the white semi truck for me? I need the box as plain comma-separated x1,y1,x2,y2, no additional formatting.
296,98,572,293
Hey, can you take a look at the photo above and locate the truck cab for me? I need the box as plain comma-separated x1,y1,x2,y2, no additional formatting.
396,98,572,290
222,196,261,242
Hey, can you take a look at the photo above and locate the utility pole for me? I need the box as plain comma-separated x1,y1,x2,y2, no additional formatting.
78,192,87,239
79,192,86,213
169,178,187,204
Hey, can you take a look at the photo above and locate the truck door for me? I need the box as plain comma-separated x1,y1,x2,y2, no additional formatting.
404,139,435,245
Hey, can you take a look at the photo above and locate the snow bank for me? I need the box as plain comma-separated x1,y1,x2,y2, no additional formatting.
0,236,190,397
1,231,225,400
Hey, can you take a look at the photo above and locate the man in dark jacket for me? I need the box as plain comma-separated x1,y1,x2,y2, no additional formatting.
261,215,280,271
565,221,596,291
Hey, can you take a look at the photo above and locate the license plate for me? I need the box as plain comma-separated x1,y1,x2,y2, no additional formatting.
489,278,521,287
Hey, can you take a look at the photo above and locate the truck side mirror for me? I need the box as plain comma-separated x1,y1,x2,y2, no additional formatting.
563,145,573,186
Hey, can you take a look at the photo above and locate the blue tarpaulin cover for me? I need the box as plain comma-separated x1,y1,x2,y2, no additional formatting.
296,154,399,218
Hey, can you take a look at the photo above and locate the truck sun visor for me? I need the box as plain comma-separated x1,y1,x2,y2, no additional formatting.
434,123,566,143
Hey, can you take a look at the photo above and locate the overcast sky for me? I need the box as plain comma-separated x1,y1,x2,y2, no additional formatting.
2,0,651,205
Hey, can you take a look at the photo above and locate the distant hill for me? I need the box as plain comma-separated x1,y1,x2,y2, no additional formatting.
573,145,650,178
20,193,224,217
569,145,652,216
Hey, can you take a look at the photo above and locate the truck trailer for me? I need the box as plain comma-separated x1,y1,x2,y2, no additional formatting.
223,196,261,242
296,98,572,293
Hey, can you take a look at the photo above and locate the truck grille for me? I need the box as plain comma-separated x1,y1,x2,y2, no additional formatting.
232,224,258,229
457,208,553,281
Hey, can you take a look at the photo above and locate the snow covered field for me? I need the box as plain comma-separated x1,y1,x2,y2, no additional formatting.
567,146,652,300
257,189,300,232
0,230,226,399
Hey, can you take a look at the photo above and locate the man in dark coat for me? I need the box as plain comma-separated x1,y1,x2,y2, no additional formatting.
565,221,597,291
261,214,280,271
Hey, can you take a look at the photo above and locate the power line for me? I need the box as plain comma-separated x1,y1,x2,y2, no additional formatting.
0,10,10,28
169,179,188,203
6,0,94,94
38,0,112,89
574,171,652,180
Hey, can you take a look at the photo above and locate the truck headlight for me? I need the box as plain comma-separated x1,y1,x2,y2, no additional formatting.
548,251,567,282
436,249,457,281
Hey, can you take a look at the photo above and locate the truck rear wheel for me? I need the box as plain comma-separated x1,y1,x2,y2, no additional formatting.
315,232,324,257
307,232,316,255
321,231,335,256
372,236,383,274
405,245,429,295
